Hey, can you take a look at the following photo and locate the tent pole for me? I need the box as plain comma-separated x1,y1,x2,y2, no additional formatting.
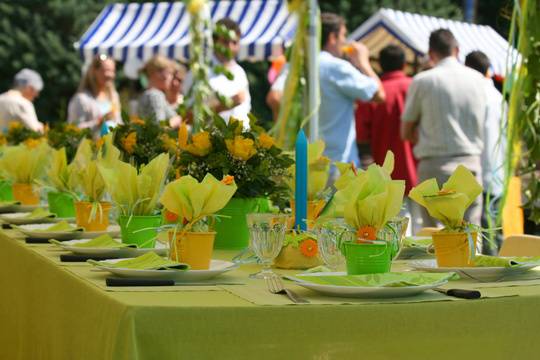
307,0,319,142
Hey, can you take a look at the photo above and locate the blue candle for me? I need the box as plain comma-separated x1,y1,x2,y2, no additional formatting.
295,129,308,231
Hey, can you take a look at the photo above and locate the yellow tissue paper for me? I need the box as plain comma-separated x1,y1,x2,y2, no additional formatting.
98,153,170,216
288,139,331,200
159,173,237,228
409,165,483,229
0,141,51,183
45,147,76,193
70,135,120,203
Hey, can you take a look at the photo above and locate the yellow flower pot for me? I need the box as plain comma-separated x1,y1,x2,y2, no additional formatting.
432,231,477,267
168,231,215,270
12,183,40,205
75,201,112,232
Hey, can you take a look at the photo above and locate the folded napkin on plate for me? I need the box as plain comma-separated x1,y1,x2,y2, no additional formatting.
51,234,134,248
473,255,540,268
293,272,458,287
32,221,83,232
403,237,432,248
88,252,189,270
23,208,56,219
0,201,20,206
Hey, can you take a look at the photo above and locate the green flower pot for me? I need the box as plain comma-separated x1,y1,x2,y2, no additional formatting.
341,242,391,275
118,215,162,248
0,180,14,201
214,197,270,250
47,191,76,218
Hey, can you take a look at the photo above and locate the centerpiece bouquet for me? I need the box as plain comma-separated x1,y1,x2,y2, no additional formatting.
5,121,42,145
409,165,483,267
0,140,51,205
324,152,406,274
159,173,237,269
98,153,170,248
175,115,293,249
70,135,119,231
46,123,92,162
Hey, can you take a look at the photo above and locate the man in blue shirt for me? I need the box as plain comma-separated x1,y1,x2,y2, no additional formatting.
319,13,385,164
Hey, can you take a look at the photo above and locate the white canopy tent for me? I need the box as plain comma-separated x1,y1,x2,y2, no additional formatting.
349,8,512,76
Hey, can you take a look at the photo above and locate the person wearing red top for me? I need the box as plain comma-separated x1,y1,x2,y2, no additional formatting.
355,45,417,194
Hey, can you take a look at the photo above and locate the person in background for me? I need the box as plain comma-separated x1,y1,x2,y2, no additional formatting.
356,45,419,233
266,64,288,122
138,55,182,128
0,69,45,133
68,54,122,138
465,50,505,254
319,12,385,166
401,29,487,228
166,62,186,109
209,18,251,127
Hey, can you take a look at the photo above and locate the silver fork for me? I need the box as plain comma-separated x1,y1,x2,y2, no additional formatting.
265,275,309,304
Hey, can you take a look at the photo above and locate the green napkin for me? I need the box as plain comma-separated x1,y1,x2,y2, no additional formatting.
50,234,133,248
0,201,20,206
403,236,432,248
293,272,458,287
88,252,189,270
473,255,540,268
33,221,83,232
23,208,56,219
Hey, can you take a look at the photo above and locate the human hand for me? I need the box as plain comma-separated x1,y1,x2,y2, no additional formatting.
348,42,370,67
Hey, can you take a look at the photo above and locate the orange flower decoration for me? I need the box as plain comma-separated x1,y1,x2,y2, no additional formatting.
164,209,179,223
356,225,377,243
299,239,318,258
221,175,235,185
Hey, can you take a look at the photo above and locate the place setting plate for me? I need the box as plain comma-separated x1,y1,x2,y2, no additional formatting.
17,223,121,240
0,212,70,225
0,203,44,214
410,259,538,282
285,272,451,298
55,238,168,257
94,258,238,282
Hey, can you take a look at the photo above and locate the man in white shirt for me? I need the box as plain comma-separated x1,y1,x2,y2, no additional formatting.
210,18,251,127
465,50,505,254
0,69,45,133
401,29,487,227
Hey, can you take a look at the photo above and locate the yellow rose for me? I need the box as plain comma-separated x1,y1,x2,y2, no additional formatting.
226,135,257,161
258,133,275,149
131,117,145,126
187,0,206,15
178,123,188,150
186,131,212,156
121,132,137,154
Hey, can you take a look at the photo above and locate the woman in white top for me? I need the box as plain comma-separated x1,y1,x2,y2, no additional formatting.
68,54,122,138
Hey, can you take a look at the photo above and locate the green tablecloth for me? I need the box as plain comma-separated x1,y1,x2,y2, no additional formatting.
2,231,540,359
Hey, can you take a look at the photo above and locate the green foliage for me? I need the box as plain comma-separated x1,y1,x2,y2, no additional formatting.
46,123,92,162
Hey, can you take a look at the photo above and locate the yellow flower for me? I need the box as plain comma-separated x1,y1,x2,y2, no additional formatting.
65,124,81,133
186,131,212,156
24,138,42,149
131,117,145,126
226,135,257,161
178,123,188,150
187,0,206,15
122,132,137,154
8,121,22,131
258,133,275,149
95,138,105,151
0,135,6,146
161,134,177,152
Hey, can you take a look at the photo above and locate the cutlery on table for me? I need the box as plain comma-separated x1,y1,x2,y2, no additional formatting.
433,287,481,299
106,277,244,287
265,275,310,304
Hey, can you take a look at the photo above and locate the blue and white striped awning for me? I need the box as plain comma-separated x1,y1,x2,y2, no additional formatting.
349,8,513,75
75,1,297,64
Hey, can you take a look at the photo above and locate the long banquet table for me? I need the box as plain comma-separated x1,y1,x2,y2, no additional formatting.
2,229,540,360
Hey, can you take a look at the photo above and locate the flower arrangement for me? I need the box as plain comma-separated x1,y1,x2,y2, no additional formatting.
176,116,294,207
98,153,170,216
112,117,178,168
46,123,92,162
5,121,42,145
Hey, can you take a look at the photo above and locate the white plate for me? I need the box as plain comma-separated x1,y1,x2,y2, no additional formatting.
286,272,448,298
410,259,538,282
56,238,168,257
0,203,43,214
0,212,65,225
18,223,120,240
94,259,238,282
